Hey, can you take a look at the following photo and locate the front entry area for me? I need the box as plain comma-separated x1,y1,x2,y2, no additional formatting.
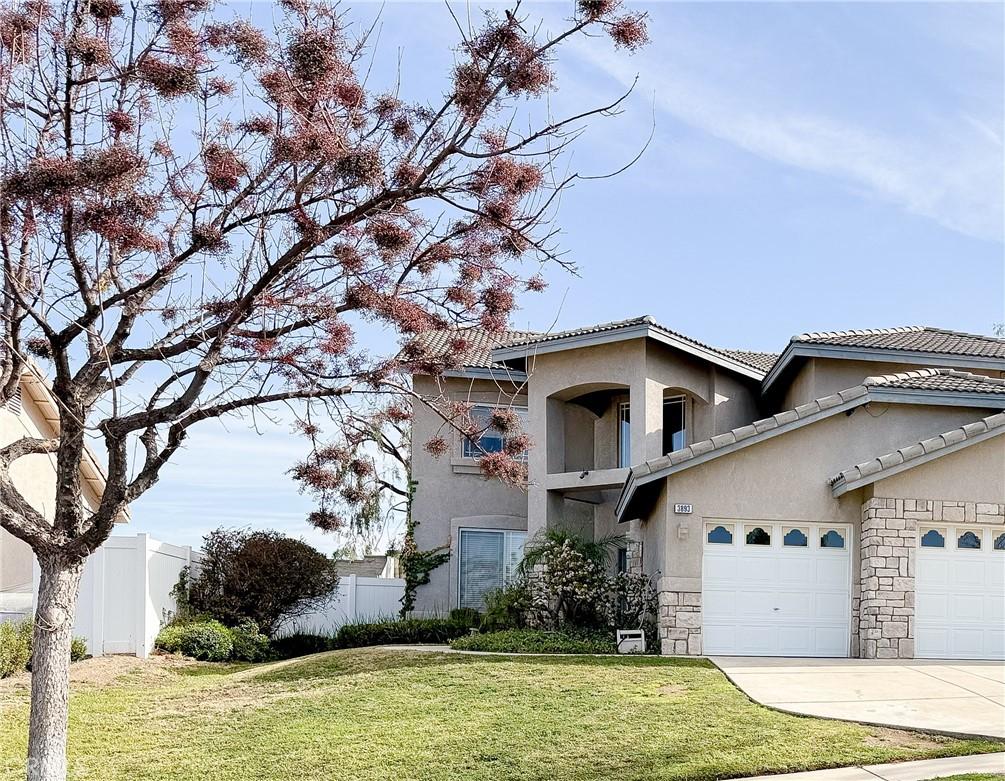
916,525,1005,660
702,521,852,657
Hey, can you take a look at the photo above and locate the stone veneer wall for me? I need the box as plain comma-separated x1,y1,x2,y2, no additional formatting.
859,498,916,659
626,538,643,575
658,588,702,656
860,497,1005,659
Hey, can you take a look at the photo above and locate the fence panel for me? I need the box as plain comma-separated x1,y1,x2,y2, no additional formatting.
277,575,406,637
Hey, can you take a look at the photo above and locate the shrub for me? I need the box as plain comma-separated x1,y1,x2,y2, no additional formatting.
450,628,616,654
519,529,623,629
70,637,88,663
228,620,271,662
334,617,471,649
178,527,339,636
0,619,33,678
447,608,481,628
156,620,234,661
270,633,336,660
480,583,531,632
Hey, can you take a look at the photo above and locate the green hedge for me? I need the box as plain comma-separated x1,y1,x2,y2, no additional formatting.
450,629,617,654
334,617,473,649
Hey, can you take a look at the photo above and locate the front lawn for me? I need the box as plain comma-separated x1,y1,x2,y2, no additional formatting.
0,649,1000,781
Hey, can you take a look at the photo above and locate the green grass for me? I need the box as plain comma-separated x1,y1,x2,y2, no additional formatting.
924,776,1005,781
0,649,1000,781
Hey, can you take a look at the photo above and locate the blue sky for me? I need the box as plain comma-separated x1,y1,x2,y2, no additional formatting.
131,0,1005,554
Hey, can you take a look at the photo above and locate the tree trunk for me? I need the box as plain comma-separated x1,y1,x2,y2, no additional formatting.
26,555,84,781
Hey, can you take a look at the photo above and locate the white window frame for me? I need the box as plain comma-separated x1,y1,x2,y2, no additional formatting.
617,400,631,468
461,404,529,461
662,394,687,454
456,528,527,609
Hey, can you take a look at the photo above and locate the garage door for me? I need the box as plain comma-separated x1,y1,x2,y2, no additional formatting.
916,525,1005,660
702,521,852,657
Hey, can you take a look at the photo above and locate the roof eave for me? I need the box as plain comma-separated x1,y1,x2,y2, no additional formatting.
439,366,529,383
492,323,766,381
831,421,1005,497
763,343,1005,397
865,386,1005,409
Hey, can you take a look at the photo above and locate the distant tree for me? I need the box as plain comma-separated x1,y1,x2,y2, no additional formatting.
0,0,647,776
182,527,338,637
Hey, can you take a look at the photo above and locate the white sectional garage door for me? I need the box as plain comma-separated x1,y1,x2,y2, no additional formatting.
916,525,1005,660
702,521,852,657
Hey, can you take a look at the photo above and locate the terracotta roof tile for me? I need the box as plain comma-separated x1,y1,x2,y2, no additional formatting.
863,368,1005,395
795,326,1005,359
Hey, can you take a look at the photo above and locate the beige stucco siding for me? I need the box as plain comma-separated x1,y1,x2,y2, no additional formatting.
639,403,994,587
410,374,528,613
782,358,1004,409
873,434,1005,503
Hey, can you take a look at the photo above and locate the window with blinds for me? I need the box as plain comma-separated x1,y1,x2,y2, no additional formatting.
458,529,526,610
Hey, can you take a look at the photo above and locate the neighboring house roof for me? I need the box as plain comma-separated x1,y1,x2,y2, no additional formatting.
763,326,1005,396
334,555,388,578
616,367,1005,520
829,411,1005,497
490,315,778,381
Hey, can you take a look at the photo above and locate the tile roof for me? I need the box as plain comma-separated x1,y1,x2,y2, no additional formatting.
793,326,1005,359
411,328,540,369
864,368,1005,395
618,365,1005,519
497,316,779,375
632,386,870,478
829,411,1005,493
334,555,388,578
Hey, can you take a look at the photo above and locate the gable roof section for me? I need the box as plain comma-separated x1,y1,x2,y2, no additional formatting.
763,326,1005,396
863,368,1005,408
490,315,778,381
829,411,1005,497
616,367,1005,520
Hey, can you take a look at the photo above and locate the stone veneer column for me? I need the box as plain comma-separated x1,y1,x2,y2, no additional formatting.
859,497,917,659
658,586,702,656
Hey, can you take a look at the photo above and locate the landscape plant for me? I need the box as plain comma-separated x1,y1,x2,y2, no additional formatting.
0,0,648,773
176,528,339,637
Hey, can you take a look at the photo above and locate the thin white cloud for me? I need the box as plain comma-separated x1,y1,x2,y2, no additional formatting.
564,24,1004,243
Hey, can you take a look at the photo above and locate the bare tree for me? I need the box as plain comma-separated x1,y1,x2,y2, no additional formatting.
0,0,647,777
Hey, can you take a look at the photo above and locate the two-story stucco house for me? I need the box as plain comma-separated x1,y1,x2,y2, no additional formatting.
0,370,124,619
409,317,1005,661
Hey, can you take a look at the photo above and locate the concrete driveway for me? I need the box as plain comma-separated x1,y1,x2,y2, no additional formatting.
711,657,1005,739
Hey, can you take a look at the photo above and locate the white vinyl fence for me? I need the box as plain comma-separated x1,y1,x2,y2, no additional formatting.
276,575,406,637
35,534,202,658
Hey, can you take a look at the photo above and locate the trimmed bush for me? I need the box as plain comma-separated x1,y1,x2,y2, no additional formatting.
0,619,33,678
270,633,336,660
70,637,89,663
448,608,481,628
450,629,617,655
228,621,271,662
334,617,471,649
156,620,234,662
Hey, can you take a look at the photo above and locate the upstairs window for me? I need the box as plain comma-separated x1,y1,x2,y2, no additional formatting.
617,401,631,468
463,405,528,460
663,395,687,454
